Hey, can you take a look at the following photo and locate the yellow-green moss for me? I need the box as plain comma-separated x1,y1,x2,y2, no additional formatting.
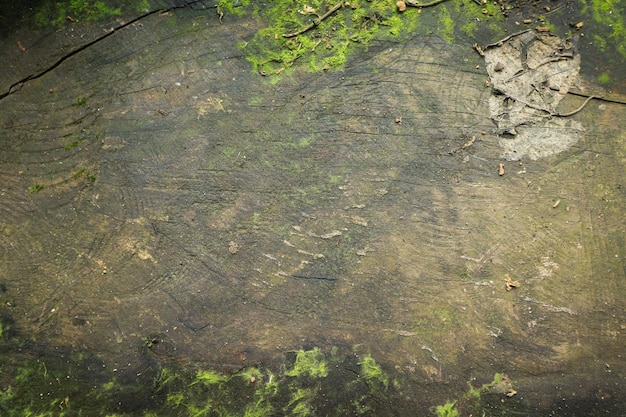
37,0,150,28
193,369,229,386
285,347,329,378
582,0,626,58
434,400,459,417
358,354,389,389
437,5,455,44
598,72,612,85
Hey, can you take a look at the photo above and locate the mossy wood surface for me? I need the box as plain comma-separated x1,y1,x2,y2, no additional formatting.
0,0,625,415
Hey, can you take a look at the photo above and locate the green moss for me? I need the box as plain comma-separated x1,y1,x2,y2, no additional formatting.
285,347,328,378
437,5,455,44
241,368,278,417
244,401,273,417
218,0,251,17
193,369,230,386
358,354,389,389
64,136,84,151
582,0,626,58
465,372,502,400
166,392,185,407
102,381,115,391
434,400,459,417
28,183,45,194
237,366,264,383
598,72,612,85
236,0,511,78
0,387,15,409
154,368,178,390
241,0,431,76
73,97,88,108
33,0,149,29
0,342,420,416
73,168,97,183
285,387,315,416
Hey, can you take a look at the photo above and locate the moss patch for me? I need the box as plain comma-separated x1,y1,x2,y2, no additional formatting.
582,0,626,58
236,0,503,77
285,347,329,378
33,0,150,29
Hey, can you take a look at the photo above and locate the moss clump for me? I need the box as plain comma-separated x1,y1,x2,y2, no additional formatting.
284,387,315,416
28,183,45,193
64,136,85,151
192,369,230,386
218,0,251,17
233,0,509,77
434,400,459,417
0,338,481,415
436,5,455,44
239,0,435,76
73,167,97,183
582,0,626,58
285,347,329,378
358,354,389,389
598,72,612,85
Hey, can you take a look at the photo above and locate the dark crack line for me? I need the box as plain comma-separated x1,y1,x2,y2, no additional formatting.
291,275,338,282
0,0,216,101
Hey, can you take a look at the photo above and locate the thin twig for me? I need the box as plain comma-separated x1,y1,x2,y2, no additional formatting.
405,0,449,7
282,3,343,38
483,29,532,50
508,93,597,117
554,95,596,117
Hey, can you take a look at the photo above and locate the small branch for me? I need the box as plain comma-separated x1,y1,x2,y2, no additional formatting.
282,3,343,38
473,43,485,56
554,95,596,117
405,0,449,7
483,29,532,50
507,93,597,117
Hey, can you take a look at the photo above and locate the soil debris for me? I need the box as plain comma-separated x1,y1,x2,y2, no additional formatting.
504,274,519,290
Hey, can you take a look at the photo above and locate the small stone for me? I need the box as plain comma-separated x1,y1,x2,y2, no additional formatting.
396,0,407,12
228,241,240,254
